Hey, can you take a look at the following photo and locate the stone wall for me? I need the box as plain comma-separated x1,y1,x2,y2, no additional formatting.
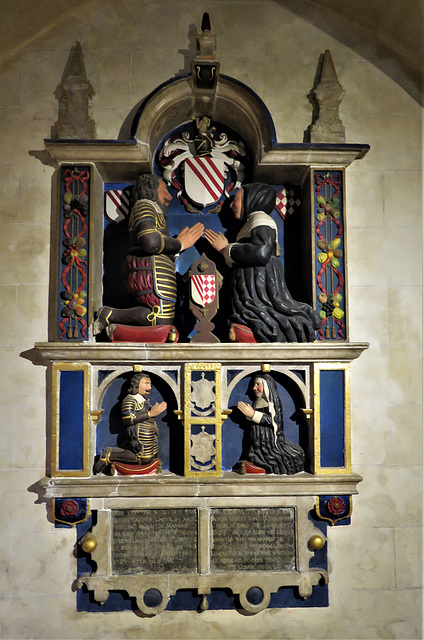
0,1,421,638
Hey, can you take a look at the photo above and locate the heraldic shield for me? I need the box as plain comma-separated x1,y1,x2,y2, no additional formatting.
159,118,247,213
183,157,227,208
191,274,216,307
190,426,216,470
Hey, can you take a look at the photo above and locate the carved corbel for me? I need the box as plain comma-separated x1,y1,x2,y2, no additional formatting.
191,13,220,118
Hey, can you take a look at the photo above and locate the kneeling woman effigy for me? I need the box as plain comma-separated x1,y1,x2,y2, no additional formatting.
205,182,320,343
236,374,305,475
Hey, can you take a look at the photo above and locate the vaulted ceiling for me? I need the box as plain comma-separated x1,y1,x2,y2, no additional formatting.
0,0,422,105
281,0,423,106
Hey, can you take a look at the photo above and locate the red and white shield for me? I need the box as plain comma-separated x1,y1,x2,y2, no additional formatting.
275,187,288,220
105,189,130,223
184,157,227,207
191,274,216,307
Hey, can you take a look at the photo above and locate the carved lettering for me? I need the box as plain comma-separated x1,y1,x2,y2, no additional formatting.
112,509,198,574
211,507,296,572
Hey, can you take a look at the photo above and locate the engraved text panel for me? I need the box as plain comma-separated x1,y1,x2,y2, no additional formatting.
112,508,198,574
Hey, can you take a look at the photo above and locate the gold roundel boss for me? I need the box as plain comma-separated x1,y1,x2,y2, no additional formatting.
80,533,98,553
308,534,325,550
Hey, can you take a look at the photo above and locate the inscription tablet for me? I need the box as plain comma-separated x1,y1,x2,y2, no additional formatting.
112,508,198,575
211,507,296,572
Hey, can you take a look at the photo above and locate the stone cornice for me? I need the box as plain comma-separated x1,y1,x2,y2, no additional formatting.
40,471,363,500
43,139,370,183
30,341,369,366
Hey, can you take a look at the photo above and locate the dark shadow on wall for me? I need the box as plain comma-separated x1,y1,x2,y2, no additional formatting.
279,0,423,106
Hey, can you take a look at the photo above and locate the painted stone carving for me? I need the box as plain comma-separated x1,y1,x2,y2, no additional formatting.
59,167,90,340
190,371,216,415
314,171,346,340
190,426,216,471
235,374,304,475
94,372,166,475
315,495,352,525
205,183,320,342
189,254,221,343
93,174,204,334
159,117,246,213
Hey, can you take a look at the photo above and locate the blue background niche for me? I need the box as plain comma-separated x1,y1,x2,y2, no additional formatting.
222,371,310,472
95,371,182,474
98,118,306,343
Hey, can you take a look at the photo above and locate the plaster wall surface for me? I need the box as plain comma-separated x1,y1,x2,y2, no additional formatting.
0,1,422,638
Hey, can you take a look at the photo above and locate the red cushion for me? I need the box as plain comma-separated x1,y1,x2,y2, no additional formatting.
229,323,257,343
113,459,160,475
109,324,179,343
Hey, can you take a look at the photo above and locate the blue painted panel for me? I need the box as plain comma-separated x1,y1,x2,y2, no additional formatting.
104,182,132,191
319,370,345,467
59,370,84,470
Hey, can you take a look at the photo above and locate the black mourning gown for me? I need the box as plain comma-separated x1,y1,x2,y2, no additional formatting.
228,220,320,343
247,408,304,474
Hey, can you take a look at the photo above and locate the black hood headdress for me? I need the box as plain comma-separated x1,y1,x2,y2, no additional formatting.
242,182,276,217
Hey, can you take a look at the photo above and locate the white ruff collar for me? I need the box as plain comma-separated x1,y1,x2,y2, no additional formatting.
137,199,163,215
131,393,147,404
236,211,277,241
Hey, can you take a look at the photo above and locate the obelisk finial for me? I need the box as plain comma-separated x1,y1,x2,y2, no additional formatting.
201,12,211,33
307,50,345,143
56,42,95,139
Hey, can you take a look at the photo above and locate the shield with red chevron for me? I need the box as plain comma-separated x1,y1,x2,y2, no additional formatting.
183,157,227,208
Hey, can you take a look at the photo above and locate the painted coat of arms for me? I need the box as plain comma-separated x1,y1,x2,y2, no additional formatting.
159,117,247,213
191,274,216,307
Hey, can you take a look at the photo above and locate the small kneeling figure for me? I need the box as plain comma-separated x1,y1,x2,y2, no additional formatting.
237,374,304,475
94,372,166,474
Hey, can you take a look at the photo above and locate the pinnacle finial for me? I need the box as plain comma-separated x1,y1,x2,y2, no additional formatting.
306,50,345,143
56,41,95,139
320,50,338,82
201,13,211,33
195,12,216,61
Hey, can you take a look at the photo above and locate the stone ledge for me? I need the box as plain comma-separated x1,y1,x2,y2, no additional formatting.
30,341,369,365
43,140,369,183
40,471,362,499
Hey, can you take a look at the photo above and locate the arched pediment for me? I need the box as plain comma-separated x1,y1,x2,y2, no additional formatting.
132,74,275,169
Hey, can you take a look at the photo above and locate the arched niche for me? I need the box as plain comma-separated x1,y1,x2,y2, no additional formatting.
95,367,179,410
222,369,311,472
132,75,275,171
95,370,182,474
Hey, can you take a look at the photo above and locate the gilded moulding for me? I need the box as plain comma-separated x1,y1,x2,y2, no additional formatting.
313,362,351,475
183,362,223,477
51,362,90,477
